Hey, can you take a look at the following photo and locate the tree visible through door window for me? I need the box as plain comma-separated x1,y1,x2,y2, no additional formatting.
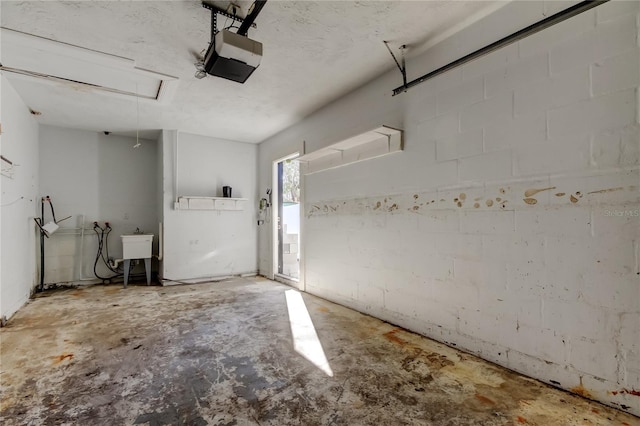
283,159,299,203
279,158,300,279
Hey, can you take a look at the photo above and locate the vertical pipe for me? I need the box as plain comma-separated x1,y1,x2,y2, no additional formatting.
157,221,163,261
39,198,44,292
79,214,85,280
174,133,179,203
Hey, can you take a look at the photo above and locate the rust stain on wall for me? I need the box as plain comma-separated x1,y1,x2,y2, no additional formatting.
587,187,623,194
611,388,640,397
555,193,565,197
473,203,480,208
486,199,494,207
570,195,579,203
571,384,592,399
524,187,556,197
523,198,537,205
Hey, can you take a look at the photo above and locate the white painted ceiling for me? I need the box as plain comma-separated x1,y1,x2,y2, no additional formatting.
0,1,502,143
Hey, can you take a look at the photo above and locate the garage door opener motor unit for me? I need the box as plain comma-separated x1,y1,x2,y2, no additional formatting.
197,1,267,83
204,29,262,83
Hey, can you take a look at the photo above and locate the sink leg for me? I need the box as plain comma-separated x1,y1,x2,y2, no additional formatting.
123,259,130,288
144,258,151,285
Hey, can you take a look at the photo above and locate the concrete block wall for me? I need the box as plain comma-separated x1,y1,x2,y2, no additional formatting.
259,0,640,416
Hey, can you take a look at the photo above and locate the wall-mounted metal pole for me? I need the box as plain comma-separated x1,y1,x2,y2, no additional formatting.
392,0,608,96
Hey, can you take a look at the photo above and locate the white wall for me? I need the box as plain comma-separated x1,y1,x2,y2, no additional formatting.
0,76,40,319
258,0,640,416
39,125,158,284
161,131,258,280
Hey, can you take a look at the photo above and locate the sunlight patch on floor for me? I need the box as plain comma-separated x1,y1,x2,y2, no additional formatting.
285,289,333,377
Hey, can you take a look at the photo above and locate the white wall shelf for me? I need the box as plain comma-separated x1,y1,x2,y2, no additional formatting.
297,125,403,175
174,196,247,211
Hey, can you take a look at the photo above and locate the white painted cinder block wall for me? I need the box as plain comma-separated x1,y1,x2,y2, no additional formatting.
258,1,640,415
0,76,40,320
161,131,258,281
39,125,159,284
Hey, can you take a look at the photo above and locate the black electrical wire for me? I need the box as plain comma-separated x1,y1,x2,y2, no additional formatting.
223,6,239,31
47,196,58,224
37,196,58,292
104,226,112,261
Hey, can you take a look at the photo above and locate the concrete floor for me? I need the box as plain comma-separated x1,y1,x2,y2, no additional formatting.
1,278,638,426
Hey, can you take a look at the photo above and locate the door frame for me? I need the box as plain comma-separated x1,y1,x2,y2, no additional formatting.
272,152,303,290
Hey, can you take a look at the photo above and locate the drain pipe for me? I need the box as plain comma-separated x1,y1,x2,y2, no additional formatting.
154,222,164,261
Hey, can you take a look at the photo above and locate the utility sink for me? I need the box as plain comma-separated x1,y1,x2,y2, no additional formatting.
121,234,153,260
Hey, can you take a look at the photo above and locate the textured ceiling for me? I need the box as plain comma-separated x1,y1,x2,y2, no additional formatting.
0,1,502,143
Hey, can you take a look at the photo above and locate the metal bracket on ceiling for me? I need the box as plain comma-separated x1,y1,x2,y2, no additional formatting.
391,0,609,96
201,2,256,46
384,41,407,93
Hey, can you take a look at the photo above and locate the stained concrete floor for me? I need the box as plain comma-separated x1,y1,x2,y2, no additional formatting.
1,277,638,426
